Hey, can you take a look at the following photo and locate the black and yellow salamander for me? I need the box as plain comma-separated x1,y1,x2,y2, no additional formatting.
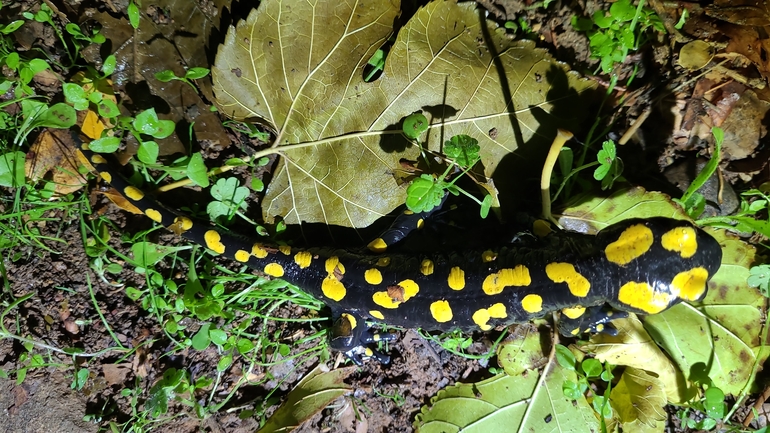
76,132,724,364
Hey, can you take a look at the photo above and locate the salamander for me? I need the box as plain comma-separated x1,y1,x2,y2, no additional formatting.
76,132,724,364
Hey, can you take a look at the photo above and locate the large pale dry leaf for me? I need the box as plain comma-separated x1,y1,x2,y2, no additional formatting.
213,0,595,227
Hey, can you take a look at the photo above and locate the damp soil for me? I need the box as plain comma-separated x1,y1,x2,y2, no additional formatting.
1,0,761,432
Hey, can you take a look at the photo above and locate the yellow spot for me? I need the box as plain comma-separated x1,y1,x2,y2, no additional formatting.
234,250,250,263
662,226,698,258
617,281,672,314
430,300,453,323
376,257,391,267
521,294,543,313
368,238,388,253
373,291,401,309
123,186,144,201
448,267,465,290
252,243,268,258
417,218,424,229
420,259,434,276
90,154,107,165
481,250,497,263
279,245,291,255
204,230,225,254
571,328,580,336
545,263,590,297
145,208,162,223
671,267,709,301
294,251,312,268
99,171,112,183
532,219,553,238
482,266,531,295
365,268,383,285
373,334,381,342
342,313,357,330
173,216,193,231
562,306,586,319
370,310,385,320
472,308,492,331
488,303,507,318
371,280,419,309
404,210,414,215
365,347,374,357
605,224,654,265
325,256,345,275
595,324,605,333
264,263,284,277
321,276,346,301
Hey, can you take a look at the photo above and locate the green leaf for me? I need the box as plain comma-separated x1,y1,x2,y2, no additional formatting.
402,113,429,139
102,55,117,76
405,175,444,213
5,52,19,70
97,99,120,118
217,355,233,372
155,70,177,82
137,140,159,165
209,328,228,346
192,324,212,351
186,153,209,187
444,134,480,167
555,344,576,370
34,103,77,129
0,151,25,187
63,83,88,110
131,242,186,267
127,1,140,29
185,67,210,80
581,358,602,378
89,136,121,153
2,20,23,34
211,177,249,210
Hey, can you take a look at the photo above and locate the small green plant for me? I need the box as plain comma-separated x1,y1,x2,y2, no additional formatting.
155,67,211,91
748,265,770,297
552,139,624,202
571,0,664,76
401,113,492,217
676,382,727,430
555,344,614,419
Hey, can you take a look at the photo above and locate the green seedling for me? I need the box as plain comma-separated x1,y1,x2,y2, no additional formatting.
155,67,211,91
401,113,492,217
556,344,614,419
128,1,141,29
571,0,664,76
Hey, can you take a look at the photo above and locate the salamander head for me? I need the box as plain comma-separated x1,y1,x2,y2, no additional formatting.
596,217,722,314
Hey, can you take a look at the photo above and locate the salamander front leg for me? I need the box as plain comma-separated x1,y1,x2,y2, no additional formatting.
330,312,399,365
558,305,629,338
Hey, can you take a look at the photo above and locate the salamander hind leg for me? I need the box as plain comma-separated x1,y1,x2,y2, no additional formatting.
558,305,629,337
330,312,399,365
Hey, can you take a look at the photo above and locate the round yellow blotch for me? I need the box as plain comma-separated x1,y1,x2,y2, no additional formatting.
370,310,385,320
321,276,346,301
325,256,345,275
420,259,434,276
278,245,291,255
532,219,553,238
430,300,453,323
671,267,709,301
372,291,401,309
447,267,466,290
662,226,698,258
399,279,420,300
263,263,284,277
123,186,144,201
487,303,507,318
342,313,357,330
595,323,605,333
90,154,107,165
144,208,163,223
204,230,225,254
521,294,543,313
294,251,312,269
99,171,112,183
376,257,391,267
545,263,590,297
617,281,672,314
404,210,414,215
234,250,250,263
482,265,531,295
364,347,374,357
562,306,586,319
605,224,654,265
251,243,268,258
173,216,193,231
367,238,388,253
472,308,492,331
417,218,424,229
365,268,383,285
481,250,497,263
